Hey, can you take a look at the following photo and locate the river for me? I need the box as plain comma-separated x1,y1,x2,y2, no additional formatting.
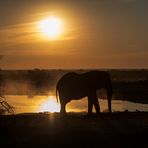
4,95,148,114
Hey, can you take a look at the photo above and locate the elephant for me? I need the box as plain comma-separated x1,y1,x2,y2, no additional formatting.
56,71,112,115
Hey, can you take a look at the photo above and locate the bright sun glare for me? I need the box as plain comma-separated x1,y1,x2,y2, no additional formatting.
38,17,62,39
39,96,60,113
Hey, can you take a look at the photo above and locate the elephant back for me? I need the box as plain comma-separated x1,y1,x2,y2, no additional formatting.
57,72,82,89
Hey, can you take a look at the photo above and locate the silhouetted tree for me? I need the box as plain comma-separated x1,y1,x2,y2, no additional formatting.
0,95,14,115
0,64,14,114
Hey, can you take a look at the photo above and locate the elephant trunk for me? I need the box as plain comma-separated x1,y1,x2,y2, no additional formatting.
108,95,112,113
107,85,112,113
106,76,112,113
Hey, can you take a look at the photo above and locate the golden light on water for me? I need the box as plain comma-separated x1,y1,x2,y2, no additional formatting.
39,96,60,113
38,17,63,39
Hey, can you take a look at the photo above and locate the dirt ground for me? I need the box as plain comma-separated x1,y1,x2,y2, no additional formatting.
1,112,148,148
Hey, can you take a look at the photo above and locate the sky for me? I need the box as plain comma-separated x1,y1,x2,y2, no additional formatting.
0,0,148,69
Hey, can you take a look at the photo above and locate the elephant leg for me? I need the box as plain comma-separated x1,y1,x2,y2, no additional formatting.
93,92,100,114
88,96,93,115
60,101,66,115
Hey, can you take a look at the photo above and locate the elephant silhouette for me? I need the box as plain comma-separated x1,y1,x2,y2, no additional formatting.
56,71,112,115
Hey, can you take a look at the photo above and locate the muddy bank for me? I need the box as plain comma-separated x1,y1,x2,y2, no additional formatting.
1,112,148,148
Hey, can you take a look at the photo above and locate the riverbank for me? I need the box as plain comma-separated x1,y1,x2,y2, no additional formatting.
1,112,148,148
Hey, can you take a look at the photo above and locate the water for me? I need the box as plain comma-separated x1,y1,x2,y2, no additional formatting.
5,95,148,114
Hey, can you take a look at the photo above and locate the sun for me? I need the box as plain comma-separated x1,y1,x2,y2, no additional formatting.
39,96,60,113
38,17,62,39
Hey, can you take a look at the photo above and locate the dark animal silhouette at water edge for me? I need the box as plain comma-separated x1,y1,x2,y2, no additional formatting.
56,71,112,115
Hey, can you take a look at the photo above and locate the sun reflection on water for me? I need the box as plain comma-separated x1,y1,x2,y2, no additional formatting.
38,96,60,113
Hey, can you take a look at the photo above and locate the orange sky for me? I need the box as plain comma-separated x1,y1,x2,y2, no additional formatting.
0,0,148,69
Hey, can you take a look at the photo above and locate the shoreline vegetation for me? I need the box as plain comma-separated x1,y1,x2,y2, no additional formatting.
1,112,148,148
0,69,148,104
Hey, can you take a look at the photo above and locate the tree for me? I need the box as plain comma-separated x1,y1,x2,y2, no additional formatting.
0,95,14,115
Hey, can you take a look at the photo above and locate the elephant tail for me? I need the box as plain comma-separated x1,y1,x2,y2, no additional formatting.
56,86,59,103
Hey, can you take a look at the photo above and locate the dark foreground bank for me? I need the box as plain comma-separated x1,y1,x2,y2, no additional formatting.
0,112,148,148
